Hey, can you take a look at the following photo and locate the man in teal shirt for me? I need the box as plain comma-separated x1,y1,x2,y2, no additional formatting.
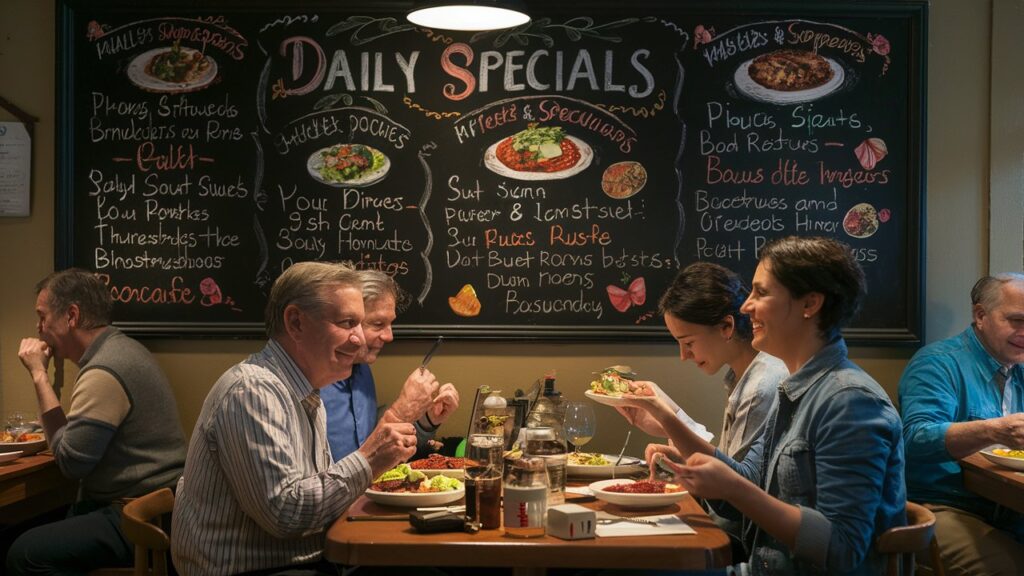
899,273,1024,576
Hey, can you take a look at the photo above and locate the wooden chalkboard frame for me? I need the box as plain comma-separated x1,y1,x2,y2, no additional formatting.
55,0,927,345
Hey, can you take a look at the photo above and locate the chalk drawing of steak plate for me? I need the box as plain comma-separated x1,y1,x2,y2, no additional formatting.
483,136,593,181
126,47,218,94
733,57,844,105
306,145,391,188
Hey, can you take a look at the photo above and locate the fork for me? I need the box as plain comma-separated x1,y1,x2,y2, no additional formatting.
597,516,659,526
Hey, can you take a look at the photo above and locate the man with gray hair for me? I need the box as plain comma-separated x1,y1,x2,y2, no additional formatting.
323,269,459,462
172,262,419,576
899,273,1024,575
8,268,186,575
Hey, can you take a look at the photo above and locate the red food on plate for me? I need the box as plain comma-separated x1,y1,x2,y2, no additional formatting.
408,454,465,470
604,480,682,494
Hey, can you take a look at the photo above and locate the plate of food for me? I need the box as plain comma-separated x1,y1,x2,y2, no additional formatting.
307,143,390,188
126,42,218,94
0,431,47,456
567,452,644,478
980,446,1024,472
586,366,657,407
588,478,687,509
843,203,880,239
484,124,593,181
602,161,648,199
365,464,465,507
733,49,845,105
407,454,466,479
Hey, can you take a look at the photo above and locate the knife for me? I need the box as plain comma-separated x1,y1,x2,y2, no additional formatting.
347,514,408,521
419,336,444,372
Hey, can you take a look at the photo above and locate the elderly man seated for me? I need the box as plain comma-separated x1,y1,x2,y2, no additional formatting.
899,273,1024,576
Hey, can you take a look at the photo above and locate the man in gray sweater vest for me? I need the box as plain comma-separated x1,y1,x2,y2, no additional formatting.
7,268,186,575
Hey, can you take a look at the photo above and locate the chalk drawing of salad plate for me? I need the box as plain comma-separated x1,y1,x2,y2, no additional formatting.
126,47,218,94
733,55,844,105
483,135,593,181
306,144,391,188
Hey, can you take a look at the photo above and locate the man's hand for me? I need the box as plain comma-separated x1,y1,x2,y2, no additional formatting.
18,338,52,380
357,422,418,478
990,413,1024,449
424,383,459,426
384,368,441,424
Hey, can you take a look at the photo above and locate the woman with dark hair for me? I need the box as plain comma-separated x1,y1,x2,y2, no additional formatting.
620,236,905,574
615,261,785,464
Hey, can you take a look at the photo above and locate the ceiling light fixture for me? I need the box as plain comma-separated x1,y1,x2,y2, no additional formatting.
407,1,531,32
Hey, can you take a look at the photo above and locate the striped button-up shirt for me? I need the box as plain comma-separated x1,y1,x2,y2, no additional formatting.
171,339,372,576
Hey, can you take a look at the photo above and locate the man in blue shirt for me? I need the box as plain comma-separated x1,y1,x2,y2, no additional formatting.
322,270,459,461
899,273,1024,575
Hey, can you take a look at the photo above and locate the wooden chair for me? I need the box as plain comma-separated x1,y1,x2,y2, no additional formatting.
876,501,945,576
89,487,175,576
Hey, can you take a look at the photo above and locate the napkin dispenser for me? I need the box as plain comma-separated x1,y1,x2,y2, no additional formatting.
546,504,596,540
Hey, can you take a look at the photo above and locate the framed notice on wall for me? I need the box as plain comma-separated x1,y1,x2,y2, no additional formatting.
56,0,927,343
0,122,31,217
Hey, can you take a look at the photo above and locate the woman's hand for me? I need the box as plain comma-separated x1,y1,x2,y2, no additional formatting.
662,452,743,501
614,404,668,437
644,443,682,478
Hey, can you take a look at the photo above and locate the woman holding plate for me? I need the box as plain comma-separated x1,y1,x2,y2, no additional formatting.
618,236,905,574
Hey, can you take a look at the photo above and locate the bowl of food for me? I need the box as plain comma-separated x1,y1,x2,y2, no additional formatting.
588,478,687,509
365,464,465,507
407,454,466,479
0,430,47,456
567,452,644,478
980,446,1024,471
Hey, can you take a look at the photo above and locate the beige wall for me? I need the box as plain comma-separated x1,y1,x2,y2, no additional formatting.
0,0,999,455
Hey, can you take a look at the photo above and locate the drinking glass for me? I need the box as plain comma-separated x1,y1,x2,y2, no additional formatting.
563,402,596,454
464,433,503,530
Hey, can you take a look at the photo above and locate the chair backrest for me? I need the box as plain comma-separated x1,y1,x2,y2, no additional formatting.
121,487,175,576
876,502,944,576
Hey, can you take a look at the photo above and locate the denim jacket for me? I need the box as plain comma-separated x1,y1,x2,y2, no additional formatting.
715,337,906,575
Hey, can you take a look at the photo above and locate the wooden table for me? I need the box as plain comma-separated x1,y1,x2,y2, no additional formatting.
325,492,731,576
961,452,1024,514
0,453,77,526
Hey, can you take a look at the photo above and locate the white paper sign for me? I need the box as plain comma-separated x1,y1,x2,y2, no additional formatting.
0,122,31,217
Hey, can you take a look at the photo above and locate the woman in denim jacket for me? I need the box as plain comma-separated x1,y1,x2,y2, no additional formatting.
621,236,905,575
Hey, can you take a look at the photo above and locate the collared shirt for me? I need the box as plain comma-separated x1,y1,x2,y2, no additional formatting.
171,339,373,576
715,337,905,575
720,352,786,461
899,327,1024,518
322,363,378,460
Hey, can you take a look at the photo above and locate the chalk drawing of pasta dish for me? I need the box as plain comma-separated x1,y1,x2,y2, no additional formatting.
843,202,880,239
306,143,391,188
733,49,844,105
483,124,593,181
126,41,218,94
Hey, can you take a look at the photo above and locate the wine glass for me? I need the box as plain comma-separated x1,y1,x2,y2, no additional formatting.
563,402,596,454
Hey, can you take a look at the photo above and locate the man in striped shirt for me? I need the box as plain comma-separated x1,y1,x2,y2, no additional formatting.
172,262,421,576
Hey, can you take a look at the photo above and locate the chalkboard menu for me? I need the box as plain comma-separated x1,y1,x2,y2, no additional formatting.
56,0,926,343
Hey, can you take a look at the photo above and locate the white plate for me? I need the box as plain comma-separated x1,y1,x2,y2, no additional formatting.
588,478,688,510
980,446,1024,471
567,454,644,478
0,439,47,456
306,145,391,188
733,56,844,105
483,135,593,181
584,389,656,407
364,486,465,508
127,47,218,94
0,451,23,463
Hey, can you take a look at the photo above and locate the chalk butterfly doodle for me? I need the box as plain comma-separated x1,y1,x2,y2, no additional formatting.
607,277,646,313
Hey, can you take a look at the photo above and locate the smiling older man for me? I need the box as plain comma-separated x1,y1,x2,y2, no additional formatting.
322,269,459,462
899,273,1024,576
171,262,419,576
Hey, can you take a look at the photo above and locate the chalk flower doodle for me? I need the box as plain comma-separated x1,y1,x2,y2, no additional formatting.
325,16,414,45
607,276,646,313
854,137,888,170
199,277,223,306
867,33,891,56
693,24,714,48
